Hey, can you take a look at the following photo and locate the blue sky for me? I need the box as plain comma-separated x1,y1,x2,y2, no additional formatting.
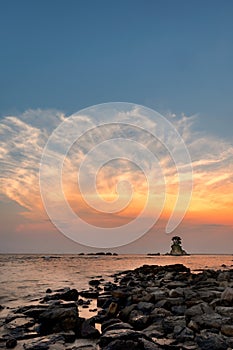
1,1,233,253
1,0,233,138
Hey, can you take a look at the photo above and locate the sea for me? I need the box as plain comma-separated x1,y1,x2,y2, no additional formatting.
0,254,233,319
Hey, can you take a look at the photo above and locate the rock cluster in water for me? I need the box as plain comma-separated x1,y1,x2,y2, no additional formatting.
1,264,233,349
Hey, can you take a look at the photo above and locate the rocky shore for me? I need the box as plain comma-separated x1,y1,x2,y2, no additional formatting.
1,263,233,349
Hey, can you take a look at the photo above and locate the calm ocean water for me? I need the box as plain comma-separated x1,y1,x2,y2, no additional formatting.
0,254,233,317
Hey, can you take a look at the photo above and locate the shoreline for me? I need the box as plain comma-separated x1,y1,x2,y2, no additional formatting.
1,263,233,349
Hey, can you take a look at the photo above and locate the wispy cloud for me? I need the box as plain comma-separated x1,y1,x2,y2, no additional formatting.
0,108,233,227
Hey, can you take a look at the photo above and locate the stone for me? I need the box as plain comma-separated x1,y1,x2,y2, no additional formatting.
137,302,154,313
221,325,233,337
103,322,133,333
193,313,229,330
6,338,17,348
89,280,101,287
169,288,184,298
138,338,161,349
38,304,78,334
81,319,100,339
215,306,233,317
80,290,99,299
221,287,233,303
44,288,79,302
162,316,186,335
98,329,148,348
196,332,228,350
23,334,65,350
150,307,172,318
97,294,112,307
107,302,118,318
128,314,151,331
185,302,213,317
119,304,136,321
101,318,122,333
143,323,165,338
101,339,139,350
174,326,194,342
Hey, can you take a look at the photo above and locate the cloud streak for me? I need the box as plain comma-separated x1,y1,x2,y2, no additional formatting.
0,108,233,229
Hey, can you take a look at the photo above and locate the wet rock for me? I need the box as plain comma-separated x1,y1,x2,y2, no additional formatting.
81,319,100,339
106,302,118,318
221,324,233,337
185,302,213,317
128,313,151,331
89,280,101,287
44,288,79,302
119,304,137,321
174,326,194,342
101,318,122,332
6,337,17,348
196,332,228,350
103,322,133,333
192,313,229,330
142,322,165,338
80,290,99,299
99,329,149,348
101,339,139,350
97,294,113,308
162,316,186,335
150,307,172,318
23,334,65,350
215,306,233,317
138,338,161,349
38,304,78,334
169,288,184,298
137,302,154,313
221,287,233,303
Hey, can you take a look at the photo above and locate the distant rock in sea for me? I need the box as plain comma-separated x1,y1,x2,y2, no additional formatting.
168,236,189,256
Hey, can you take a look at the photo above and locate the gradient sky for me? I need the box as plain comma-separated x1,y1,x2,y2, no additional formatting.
0,0,233,253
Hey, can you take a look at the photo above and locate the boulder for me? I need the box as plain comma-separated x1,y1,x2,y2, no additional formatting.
221,287,233,303
81,319,100,339
196,332,228,350
38,304,78,334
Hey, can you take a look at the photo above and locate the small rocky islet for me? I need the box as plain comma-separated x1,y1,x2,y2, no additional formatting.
1,264,233,349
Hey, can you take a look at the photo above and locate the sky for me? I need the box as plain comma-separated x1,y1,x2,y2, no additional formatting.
0,0,233,253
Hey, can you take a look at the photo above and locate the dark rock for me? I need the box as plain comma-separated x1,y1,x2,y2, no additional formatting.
6,338,17,348
81,290,99,299
128,311,151,331
106,302,118,318
138,337,161,349
103,322,133,333
101,318,122,332
43,288,79,302
162,316,186,335
215,306,233,316
193,313,229,330
89,280,101,287
185,302,213,317
221,324,233,337
99,329,149,348
137,302,154,314
221,287,233,303
38,304,78,334
196,332,228,350
81,319,100,339
46,288,52,294
119,304,137,321
23,334,65,350
102,339,140,350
